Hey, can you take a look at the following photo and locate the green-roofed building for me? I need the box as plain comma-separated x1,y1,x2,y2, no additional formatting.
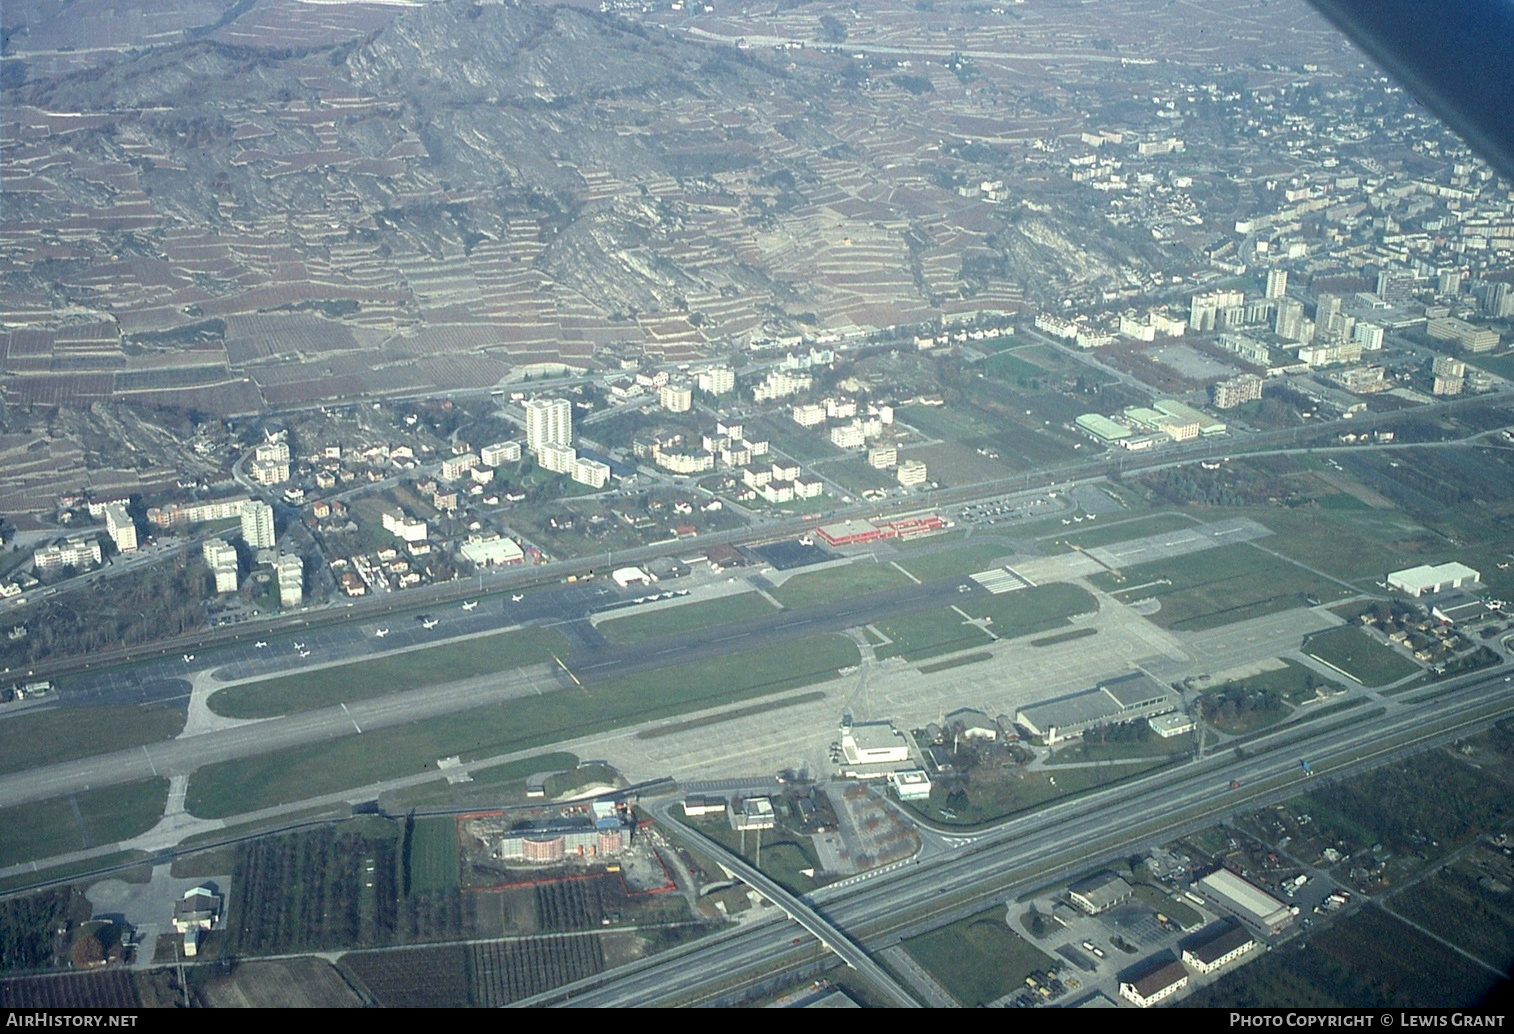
1075,413,1131,441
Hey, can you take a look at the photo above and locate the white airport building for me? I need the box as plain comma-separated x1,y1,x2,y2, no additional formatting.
1387,561,1480,598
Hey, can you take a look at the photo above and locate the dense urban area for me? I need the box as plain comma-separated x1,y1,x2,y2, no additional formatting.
1,0,1512,1012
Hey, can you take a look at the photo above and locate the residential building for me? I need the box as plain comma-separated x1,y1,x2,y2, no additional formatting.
1432,355,1466,396
792,403,827,427
867,445,898,469
440,454,477,481
250,440,290,486
572,457,611,488
695,366,735,395
148,497,251,528
1212,374,1263,409
104,501,137,553
381,509,427,543
538,443,577,474
34,534,102,574
524,398,572,452
241,501,276,550
275,554,303,607
202,538,239,594
897,459,928,487
659,382,693,413
480,441,522,467
1265,268,1289,300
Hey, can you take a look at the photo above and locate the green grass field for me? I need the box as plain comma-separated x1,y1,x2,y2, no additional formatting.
811,456,903,495
208,627,572,719
1094,542,1351,631
1304,626,1422,687
771,560,915,609
405,817,460,894
1045,733,1195,765
908,758,1172,827
892,543,1013,582
1218,507,1440,587
462,752,578,787
0,851,151,896
958,582,1097,639
980,350,1049,382
896,403,992,442
596,593,777,644
0,779,168,868
902,909,1055,1006
0,706,185,776
872,608,994,662
682,814,829,896
1225,658,1342,704
187,635,858,818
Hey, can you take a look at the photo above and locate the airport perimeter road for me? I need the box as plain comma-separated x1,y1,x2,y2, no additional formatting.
531,669,1514,1007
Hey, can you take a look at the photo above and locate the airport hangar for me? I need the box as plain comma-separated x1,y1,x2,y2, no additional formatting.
1014,672,1181,745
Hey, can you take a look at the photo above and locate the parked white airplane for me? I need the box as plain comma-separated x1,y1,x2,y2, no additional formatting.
461,600,478,611
255,641,267,648
511,594,524,603
374,628,389,638
183,654,195,662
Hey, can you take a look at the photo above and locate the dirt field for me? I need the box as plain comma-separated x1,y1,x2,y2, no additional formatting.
196,958,363,1008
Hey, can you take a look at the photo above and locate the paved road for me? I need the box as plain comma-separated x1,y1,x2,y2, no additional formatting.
532,667,1514,1007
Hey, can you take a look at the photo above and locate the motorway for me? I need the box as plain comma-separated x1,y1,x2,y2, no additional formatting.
522,666,1514,1007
